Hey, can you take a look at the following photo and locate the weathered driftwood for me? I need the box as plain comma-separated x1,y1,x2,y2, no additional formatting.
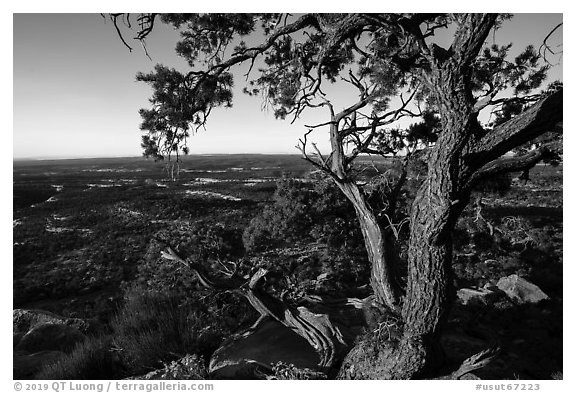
161,247,352,369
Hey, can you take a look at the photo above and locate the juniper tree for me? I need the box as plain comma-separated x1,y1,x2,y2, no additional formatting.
110,13,562,379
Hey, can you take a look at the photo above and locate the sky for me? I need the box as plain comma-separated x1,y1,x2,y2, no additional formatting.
13,13,563,159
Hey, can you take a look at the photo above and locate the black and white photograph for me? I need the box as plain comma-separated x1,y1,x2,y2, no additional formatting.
11,4,566,386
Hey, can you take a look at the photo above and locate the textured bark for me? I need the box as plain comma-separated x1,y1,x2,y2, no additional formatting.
339,16,500,379
243,269,349,369
337,168,460,379
337,181,402,311
468,89,563,168
466,139,562,190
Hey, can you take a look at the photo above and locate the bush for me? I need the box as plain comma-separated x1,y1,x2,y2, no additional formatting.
36,335,119,380
111,288,205,375
132,238,199,298
243,176,363,252
111,286,255,376
133,220,245,298
241,176,375,297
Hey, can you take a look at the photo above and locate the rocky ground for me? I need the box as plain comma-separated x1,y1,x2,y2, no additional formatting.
13,158,562,380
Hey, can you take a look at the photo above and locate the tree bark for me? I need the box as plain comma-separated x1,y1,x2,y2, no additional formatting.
336,169,459,379
338,15,497,376
337,181,402,312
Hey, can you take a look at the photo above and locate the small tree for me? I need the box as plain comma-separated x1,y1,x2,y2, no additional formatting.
110,13,562,379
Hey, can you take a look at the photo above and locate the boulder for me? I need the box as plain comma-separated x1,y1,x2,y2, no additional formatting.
209,320,320,379
13,350,65,379
15,323,87,353
13,309,104,339
457,287,501,306
496,274,550,304
13,309,66,336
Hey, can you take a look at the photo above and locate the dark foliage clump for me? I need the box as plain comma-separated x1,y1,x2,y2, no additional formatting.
111,286,253,376
241,176,373,298
36,335,120,380
474,172,512,196
111,289,204,375
133,221,245,298
243,175,364,252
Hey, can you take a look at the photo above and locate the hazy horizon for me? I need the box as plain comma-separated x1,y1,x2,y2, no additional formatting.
13,13,563,159
12,151,308,162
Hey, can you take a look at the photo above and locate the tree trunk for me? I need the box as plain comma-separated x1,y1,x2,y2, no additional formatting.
336,181,401,311
336,171,457,379
338,66,476,378
394,172,456,376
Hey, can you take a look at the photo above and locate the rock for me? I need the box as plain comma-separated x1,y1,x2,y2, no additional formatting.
496,274,550,304
13,309,104,337
16,323,86,353
457,287,501,306
13,350,65,379
12,309,104,378
209,320,320,379
13,309,66,336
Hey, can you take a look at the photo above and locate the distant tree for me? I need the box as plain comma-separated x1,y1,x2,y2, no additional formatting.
110,13,562,379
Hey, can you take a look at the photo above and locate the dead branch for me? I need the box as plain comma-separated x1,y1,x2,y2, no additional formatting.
539,23,563,65
444,347,501,380
161,247,353,369
109,14,133,52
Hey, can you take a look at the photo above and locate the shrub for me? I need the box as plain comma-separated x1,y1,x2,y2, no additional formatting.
242,177,318,251
36,335,119,380
111,286,255,376
111,288,204,375
132,238,199,297
242,173,413,297
243,176,363,252
134,222,245,297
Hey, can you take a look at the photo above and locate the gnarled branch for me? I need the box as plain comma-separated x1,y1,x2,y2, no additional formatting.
466,89,562,170
161,247,355,369
464,139,562,192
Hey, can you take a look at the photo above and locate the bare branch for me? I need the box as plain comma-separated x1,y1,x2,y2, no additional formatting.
109,14,133,52
468,89,562,168
465,139,562,191
539,23,563,65
296,128,340,180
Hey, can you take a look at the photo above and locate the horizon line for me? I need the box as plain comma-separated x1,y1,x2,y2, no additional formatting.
13,152,306,162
